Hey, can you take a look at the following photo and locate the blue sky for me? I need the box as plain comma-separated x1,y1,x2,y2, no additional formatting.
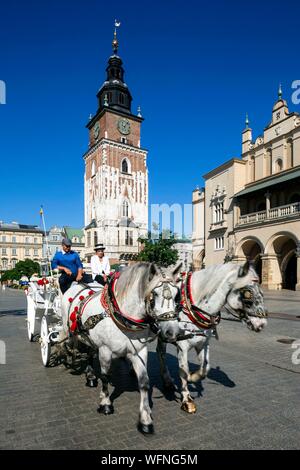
0,0,299,229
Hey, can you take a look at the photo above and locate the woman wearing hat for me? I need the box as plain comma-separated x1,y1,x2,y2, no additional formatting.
91,244,110,286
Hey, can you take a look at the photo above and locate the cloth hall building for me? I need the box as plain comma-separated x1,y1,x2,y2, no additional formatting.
192,89,300,290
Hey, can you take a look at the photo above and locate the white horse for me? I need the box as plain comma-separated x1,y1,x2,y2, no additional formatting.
157,261,268,413
59,262,181,434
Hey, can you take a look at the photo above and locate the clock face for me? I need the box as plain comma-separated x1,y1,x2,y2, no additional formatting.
117,118,131,135
93,122,100,140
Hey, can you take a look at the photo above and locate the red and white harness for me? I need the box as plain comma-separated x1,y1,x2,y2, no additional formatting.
180,272,221,330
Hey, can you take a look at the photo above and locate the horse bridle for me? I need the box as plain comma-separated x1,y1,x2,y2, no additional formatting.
223,282,268,320
146,280,180,322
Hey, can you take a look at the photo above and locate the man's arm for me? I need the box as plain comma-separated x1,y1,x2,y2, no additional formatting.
75,253,84,281
51,253,72,276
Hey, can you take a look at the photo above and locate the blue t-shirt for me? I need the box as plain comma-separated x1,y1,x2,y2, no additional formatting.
51,250,83,276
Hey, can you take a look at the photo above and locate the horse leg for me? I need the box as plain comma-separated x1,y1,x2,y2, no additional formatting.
156,337,175,391
189,338,210,383
97,346,113,415
129,346,154,435
179,345,197,414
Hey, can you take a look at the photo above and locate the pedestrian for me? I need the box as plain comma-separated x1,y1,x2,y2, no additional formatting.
90,244,110,286
51,238,91,294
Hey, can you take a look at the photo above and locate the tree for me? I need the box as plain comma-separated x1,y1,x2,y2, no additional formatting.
1,259,40,282
137,232,179,267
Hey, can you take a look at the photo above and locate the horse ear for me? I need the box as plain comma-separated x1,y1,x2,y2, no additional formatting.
172,262,183,280
238,260,250,277
149,262,158,280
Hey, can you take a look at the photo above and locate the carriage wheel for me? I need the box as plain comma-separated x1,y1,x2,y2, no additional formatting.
40,315,51,367
27,295,37,342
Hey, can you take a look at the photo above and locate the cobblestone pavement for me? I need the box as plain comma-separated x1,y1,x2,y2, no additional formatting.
0,289,299,450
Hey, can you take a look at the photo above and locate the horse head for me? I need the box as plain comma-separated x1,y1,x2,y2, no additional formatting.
145,263,182,342
222,261,268,332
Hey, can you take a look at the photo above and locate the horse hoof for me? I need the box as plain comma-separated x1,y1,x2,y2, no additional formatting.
97,404,114,415
181,399,197,414
86,378,98,388
137,422,154,435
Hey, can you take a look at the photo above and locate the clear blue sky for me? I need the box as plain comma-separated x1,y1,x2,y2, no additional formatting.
0,0,299,228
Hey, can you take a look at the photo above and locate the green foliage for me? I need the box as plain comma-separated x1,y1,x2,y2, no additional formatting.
0,259,40,282
137,232,179,267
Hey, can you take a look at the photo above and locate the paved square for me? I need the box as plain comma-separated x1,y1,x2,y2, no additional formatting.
0,289,299,450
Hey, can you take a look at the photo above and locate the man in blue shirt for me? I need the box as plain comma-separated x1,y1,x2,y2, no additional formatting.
51,238,90,294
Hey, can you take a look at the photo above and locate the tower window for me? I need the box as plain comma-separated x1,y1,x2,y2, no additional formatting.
125,230,133,246
274,158,283,173
121,158,129,173
119,93,124,104
122,201,129,217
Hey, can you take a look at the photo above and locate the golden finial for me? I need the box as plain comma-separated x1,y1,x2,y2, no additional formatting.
112,19,121,54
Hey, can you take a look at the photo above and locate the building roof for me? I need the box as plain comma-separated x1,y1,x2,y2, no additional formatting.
203,158,246,180
63,227,84,239
0,222,44,234
235,166,300,197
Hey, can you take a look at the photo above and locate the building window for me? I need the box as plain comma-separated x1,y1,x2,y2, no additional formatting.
34,249,38,256
34,237,37,243
213,202,224,223
214,236,224,250
122,201,129,217
12,248,17,256
121,137,127,144
11,260,17,268
25,249,30,256
121,158,129,174
52,235,58,241
12,236,16,243
2,248,7,255
125,230,133,246
119,93,124,105
25,237,30,243
91,161,96,177
94,231,98,246
2,259,7,269
2,236,6,242
87,232,91,247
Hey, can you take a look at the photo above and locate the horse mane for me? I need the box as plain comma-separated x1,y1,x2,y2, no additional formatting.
114,262,174,318
192,262,258,305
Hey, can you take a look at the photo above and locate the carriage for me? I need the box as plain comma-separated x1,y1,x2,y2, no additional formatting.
25,277,65,366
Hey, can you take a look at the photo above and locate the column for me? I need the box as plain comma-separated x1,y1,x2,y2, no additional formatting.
296,244,300,291
265,191,271,218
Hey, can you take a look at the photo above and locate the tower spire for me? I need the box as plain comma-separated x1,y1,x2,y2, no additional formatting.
112,19,121,54
278,83,282,99
245,112,249,128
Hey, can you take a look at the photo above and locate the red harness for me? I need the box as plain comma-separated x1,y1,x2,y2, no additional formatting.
100,272,149,332
180,272,221,330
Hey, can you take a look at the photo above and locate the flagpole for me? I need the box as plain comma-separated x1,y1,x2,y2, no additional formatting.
40,206,53,278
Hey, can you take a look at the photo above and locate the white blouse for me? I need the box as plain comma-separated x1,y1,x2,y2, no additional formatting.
91,255,111,279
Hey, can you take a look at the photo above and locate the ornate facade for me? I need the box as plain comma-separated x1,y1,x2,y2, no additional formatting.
193,88,300,290
84,30,148,263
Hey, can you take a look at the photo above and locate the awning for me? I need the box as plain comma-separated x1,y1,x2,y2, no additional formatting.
235,168,300,197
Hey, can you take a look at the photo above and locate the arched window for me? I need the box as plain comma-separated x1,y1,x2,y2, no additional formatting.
287,139,294,168
274,158,283,173
290,193,300,204
91,161,96,177
94,231,98,246
121,158,129,173
122,200,129,217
